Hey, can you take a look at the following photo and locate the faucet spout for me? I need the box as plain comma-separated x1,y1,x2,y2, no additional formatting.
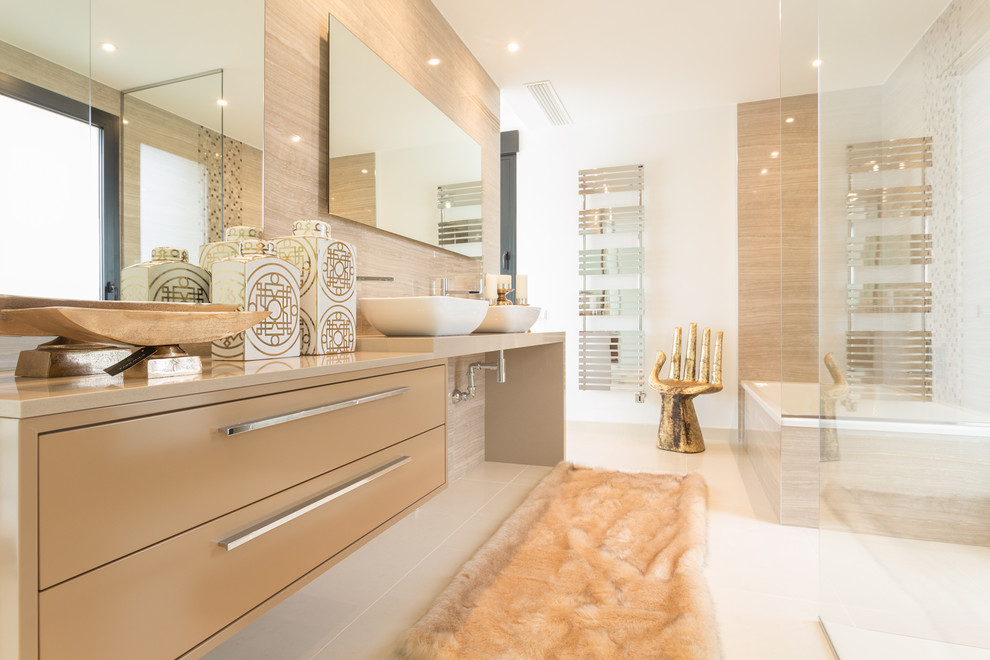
436,278,482,297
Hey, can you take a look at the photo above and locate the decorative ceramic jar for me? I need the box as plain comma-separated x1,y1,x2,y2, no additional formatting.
120,246,211,303
210,240,302,361
225,225,264,241
199,225,264,274
273,220,357,354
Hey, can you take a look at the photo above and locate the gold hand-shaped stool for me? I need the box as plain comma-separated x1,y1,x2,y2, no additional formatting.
649,323,723,453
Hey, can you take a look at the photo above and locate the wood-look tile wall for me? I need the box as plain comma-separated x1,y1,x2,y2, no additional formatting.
780,95,819,383
446,354,485,481
265,0,499,337
737,94,819,386
738,98,784,385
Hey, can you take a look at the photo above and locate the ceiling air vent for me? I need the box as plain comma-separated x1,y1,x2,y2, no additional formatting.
524,80,573,126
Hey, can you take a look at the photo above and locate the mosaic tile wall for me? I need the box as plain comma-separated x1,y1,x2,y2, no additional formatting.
921,0,963,404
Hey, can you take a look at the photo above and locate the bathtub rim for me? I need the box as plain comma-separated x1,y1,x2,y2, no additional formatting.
741,380,990,438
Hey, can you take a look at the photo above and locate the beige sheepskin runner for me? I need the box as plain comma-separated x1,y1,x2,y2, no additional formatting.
396,463,720,659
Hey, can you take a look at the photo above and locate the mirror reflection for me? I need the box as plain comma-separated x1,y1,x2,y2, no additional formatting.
328,15,482,258
0,0,263,300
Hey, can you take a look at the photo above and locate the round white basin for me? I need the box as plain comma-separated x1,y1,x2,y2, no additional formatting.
360,296,489,336
474,305,541,333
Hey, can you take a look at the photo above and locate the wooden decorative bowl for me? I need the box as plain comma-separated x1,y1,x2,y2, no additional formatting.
0,307,270,346
0,294,268,346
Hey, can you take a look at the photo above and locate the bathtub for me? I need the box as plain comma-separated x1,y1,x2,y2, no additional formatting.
740,380,990,544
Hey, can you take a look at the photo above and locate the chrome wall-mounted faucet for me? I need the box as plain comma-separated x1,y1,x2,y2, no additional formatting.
434,277,482,297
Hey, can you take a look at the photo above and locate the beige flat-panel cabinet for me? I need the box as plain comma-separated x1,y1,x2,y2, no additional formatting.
1,361,447,660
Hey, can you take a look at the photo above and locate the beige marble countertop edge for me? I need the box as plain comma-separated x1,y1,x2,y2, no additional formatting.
0,331,565,419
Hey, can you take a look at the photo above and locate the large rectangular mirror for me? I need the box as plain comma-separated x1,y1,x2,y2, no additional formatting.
328,15,482,259
0,0,264,300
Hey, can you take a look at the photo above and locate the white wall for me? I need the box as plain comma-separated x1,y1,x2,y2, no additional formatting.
513,105,739,429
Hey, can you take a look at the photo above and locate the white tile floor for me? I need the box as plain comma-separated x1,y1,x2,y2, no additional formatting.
207,422,837,659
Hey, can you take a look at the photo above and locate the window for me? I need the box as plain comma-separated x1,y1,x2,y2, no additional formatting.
0,73,119,300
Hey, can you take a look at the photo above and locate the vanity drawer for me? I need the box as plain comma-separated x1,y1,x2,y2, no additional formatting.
38,426,445,660
39,364,444,589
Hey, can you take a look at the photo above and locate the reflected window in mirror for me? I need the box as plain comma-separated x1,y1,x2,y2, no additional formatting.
0,73,120,300
138,144,208,261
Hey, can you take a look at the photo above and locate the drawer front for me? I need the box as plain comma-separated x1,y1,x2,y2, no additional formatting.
39,364,444,589
39,427,445,660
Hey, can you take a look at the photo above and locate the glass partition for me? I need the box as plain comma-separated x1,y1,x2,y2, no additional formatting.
818,0,990,655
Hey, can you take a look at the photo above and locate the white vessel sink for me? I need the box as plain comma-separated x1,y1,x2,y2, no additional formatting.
475,305,541,333
360,296,489,336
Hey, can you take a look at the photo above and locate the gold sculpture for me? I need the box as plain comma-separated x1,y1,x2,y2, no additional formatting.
649,323,723,453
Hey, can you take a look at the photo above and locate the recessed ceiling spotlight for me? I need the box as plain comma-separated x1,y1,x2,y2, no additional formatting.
785,117,795,123
290,135,301,143
812,59,822,67
428,57,441,66
217,98,228,107
507,42,520,52
100,42,117,52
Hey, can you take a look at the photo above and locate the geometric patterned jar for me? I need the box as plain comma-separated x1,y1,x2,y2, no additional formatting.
199,241,240,275
210,241,301,361
273,220,356,355
120,246,211,303
199,225,263,275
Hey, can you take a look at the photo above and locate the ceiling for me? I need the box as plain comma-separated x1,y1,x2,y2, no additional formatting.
431,0,952,130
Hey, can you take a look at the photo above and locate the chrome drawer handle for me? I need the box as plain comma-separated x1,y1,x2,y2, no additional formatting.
219,386,411,436
218,455,412,551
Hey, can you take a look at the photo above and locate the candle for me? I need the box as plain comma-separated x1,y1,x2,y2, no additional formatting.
499,274,511,290
516,274,528,303
484,273,498,303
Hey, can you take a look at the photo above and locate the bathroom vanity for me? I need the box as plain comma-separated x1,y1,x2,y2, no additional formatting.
0,332,564,660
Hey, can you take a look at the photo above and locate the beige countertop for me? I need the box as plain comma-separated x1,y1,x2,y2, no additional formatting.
0,331,564,418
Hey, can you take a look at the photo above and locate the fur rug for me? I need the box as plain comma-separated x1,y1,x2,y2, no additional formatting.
396,463,720,659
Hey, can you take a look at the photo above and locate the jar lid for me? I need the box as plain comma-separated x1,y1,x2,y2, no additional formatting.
292,220,331,238
225,225,263,241
152,247,188,262
239,239,275,257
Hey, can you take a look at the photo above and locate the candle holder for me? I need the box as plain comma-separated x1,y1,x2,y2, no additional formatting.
494,287,514,306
